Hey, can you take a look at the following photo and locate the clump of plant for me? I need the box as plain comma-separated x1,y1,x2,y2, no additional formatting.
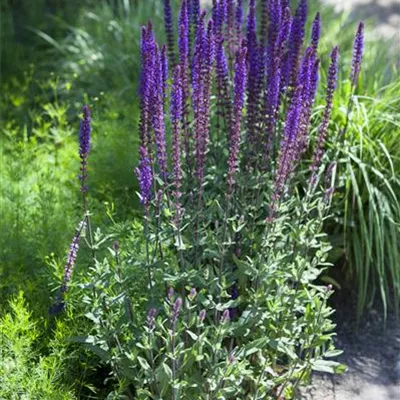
0,292,75,399
52,0,365,398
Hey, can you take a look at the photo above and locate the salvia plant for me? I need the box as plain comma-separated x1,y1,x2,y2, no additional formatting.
52,0,365,398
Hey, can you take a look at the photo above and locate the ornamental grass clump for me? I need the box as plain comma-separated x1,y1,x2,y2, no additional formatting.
61,0,365,398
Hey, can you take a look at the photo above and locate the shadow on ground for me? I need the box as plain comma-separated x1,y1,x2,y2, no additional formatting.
301,314,400,400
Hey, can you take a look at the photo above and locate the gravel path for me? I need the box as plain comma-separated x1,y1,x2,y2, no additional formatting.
300,315,400,400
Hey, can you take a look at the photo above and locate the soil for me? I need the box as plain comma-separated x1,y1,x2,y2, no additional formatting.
300,310,400,400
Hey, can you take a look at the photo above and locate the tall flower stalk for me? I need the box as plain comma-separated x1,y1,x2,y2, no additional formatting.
310,46,339,184
163,0,176,65
351,21,365,87
79,105,91,212
342,21,365,139
58,0,367,396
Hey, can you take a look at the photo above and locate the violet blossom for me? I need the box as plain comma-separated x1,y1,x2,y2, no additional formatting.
227,43,247,191
135,146,153,207
79,105,91,194
351,21,364,87
311,12,321,51
171,65,184,223
163,0,176,65
310,46,339,183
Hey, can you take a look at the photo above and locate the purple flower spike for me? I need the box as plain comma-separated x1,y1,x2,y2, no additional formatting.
79,105,91,194
311,12,321,51
221,309,231,324
147,308,157,330
215,38,232,134
171,65,184,223
161,44,169,98
188,287,197,300
171,297,183,324
351,21,364,87
215,0,227,38
260,0,269,47
296,47,316,156
191,0,200,22
163,0,176,65
227,0,236,58
269,84,304,219
61,219,86,295
168,287,175,300
79,105,91,160
139,24,157,151
135,146,153,207
286,0,308,88
190,0,201,37
264,7,292,156
245,0,262,157
310,46,339,182
235,0,243,40
192,13,214,190
281,0,290,11
198,309,206,322
179,0,189,65
266,0,282,57
153,46,168,179
178,0,191,164
227,43,247,191
50,219,86,314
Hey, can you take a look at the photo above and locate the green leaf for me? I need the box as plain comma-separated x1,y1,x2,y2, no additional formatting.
137,356,151,371
312,359,347,374
186,330,198,341
241,337,269,357
86,344,110,362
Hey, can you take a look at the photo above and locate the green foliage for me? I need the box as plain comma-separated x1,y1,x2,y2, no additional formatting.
0,93,79,304
305,1,400,317
328,78,400,317
32,0,165,100
64,124,344,399
0,292,75,399
69,204,342,398
0,0,399,396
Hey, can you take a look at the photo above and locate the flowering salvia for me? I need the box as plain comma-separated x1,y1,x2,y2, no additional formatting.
51,106,94,313
311,12,321,50
67,1,366,396
49,219,86,314
136,0,365,230
227,43,247,191
79,105,91,196
310,46,339,183
135,145,153,208
60,219,86,295
163,0,176,65
147,307,157,330
171,297,183,324
351,21,365,87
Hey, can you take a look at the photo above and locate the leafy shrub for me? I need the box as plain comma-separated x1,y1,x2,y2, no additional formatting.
0,292,75,399
0,94,79,305
48,0,371,397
